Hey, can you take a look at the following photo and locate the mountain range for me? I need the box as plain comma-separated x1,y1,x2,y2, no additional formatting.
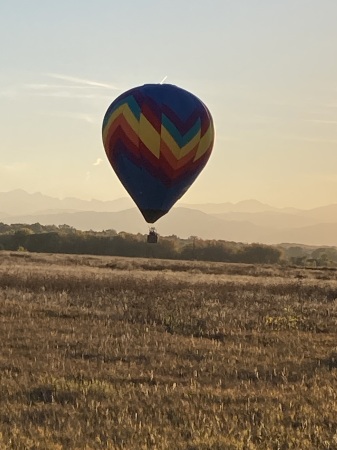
1,189,337,246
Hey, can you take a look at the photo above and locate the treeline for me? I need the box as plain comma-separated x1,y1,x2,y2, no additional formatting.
0,222,283,264
284,245,337,267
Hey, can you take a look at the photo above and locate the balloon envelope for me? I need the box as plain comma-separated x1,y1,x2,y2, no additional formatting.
102,84,214,223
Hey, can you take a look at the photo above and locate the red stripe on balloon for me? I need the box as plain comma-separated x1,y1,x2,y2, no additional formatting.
107,127,141,163
105,114,139,151
141,99,162,134
159,140,180,171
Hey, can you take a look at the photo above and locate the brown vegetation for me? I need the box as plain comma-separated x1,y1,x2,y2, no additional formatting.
0,251,337,449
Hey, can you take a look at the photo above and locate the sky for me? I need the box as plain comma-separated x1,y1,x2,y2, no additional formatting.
1,0,337,209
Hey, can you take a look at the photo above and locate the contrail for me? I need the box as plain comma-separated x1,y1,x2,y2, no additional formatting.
46,73,119,90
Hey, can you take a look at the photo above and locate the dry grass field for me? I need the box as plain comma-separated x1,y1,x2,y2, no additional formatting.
1,251,337,449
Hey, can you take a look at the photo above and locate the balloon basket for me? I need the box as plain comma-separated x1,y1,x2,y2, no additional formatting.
147,227,158,244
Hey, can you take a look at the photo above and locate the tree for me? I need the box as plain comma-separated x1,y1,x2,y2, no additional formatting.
312,247,337,265
239,244,282,264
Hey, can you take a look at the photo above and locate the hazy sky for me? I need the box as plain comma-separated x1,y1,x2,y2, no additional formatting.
1,0,337,208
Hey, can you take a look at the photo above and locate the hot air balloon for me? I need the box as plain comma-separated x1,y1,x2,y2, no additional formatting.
102,84,214,227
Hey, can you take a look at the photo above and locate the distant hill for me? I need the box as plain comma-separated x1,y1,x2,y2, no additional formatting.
212,211,320,229
267,223,337,247
179,199,277,214
1,207,271,242
2,190,337,246
298,204,337,222
5,208,145,234
0,189,134,215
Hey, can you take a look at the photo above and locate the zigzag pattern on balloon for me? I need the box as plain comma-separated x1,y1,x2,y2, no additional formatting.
102,93,214,184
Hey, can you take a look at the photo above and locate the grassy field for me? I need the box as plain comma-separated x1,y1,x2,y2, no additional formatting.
1,251,337,449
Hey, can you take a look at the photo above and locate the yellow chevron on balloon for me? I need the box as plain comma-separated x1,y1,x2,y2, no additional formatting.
180,130,201,158
103,104,139,145
104,112,140,152
121,105,139,134
194,125,214,161
139,114,161,158
161,126,201,160
102,105,125,142
161,127,181,159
